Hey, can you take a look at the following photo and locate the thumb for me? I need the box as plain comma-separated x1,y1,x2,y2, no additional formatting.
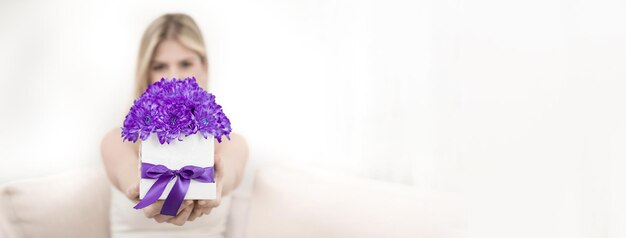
126,182,140,202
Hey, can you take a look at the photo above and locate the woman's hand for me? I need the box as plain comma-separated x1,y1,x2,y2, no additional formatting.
188,154,225,221
125,182,196,226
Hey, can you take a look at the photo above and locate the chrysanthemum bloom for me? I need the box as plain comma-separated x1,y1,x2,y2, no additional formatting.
121,77,231,144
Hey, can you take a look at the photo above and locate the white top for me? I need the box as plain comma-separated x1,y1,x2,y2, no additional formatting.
110,185,232,238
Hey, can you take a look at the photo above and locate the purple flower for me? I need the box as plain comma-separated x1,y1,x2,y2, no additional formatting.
121,77,232,144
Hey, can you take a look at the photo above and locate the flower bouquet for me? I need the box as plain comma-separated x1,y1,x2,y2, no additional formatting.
121,77,231,215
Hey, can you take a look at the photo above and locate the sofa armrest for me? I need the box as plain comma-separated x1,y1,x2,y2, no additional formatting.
0,167,111,238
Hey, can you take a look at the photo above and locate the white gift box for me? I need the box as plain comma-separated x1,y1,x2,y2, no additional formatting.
139,133,216,200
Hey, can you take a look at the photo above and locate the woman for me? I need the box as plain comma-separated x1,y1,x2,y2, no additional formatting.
100,13,249,237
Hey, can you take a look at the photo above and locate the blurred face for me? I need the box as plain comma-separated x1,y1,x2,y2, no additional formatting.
149,39,207,85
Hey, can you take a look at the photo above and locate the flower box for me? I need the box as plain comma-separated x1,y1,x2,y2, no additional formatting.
139,133,216,200
121,77,231,215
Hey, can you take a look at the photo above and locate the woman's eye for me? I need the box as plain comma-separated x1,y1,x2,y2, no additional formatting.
152,64,166,71
180,61,192,69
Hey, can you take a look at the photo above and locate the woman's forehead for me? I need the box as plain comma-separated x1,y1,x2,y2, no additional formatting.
152,39,199,63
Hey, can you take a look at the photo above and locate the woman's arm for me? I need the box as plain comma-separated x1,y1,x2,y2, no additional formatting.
215,133,249,196
100,128,139,195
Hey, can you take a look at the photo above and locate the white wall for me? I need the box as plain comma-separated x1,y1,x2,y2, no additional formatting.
1,0,625,237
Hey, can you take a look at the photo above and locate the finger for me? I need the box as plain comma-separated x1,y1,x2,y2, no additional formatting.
203,194,222,209
180,200,194,212
188,201,203,221
202,207,213,215
169,203,194,226
195,200,211,210
126,182,140,203
154,214,173,223
143,201,164,218
206,198,221,209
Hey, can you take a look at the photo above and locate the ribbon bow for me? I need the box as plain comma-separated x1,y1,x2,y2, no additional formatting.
133,162,215,216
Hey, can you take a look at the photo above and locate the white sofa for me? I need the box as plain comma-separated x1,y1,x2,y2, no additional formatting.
0,166,464,238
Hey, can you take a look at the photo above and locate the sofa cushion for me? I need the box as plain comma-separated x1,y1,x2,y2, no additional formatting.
245,167,465,238
0,168,111,238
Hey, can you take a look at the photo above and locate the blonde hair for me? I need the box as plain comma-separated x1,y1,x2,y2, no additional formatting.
135,13,208,98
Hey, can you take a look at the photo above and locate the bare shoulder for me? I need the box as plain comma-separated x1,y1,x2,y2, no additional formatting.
227,133,247,143
215,132,247,147
104,127,122,140
101,127,122,148
101,127,138,155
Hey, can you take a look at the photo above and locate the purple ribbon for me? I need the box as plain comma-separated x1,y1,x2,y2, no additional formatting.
133,162,215,216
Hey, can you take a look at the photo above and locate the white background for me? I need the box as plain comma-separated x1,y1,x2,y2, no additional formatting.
1,0,625,237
